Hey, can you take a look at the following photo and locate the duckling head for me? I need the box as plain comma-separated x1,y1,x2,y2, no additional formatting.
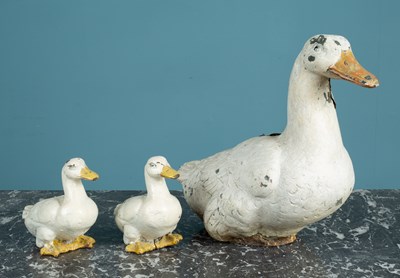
300,34,379,88
145,156,180,180
62,158,99,181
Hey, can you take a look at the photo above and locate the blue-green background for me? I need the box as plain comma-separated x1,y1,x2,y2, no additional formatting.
0,1,398,190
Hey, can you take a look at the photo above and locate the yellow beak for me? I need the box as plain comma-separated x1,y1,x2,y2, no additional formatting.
80,166,99,181
328,50,379,88
160,165,180,179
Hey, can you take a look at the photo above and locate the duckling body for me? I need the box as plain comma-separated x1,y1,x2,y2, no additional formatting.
23,158,99,256
179,35,379,245
114,156,182,254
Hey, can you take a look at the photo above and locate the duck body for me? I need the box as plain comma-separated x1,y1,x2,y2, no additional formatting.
114,156,182,254
115,191,181,242
179,35,379,245
23,158,99,256
24,195,98,243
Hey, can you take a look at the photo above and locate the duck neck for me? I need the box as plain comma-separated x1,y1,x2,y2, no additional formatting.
145,173,170,199
61,173,88,204
281,55,343,149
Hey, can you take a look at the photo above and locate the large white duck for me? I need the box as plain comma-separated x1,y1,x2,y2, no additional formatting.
114,156,182,254
23,158,99,256
178,35,379,246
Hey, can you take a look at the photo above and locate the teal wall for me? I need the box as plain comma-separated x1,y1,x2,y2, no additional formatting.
0,0,398,190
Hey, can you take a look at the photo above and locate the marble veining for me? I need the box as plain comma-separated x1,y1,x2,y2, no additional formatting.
0,190,399,277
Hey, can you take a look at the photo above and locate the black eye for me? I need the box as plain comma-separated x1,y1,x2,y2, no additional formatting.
68,164,76,169
149,162,156,168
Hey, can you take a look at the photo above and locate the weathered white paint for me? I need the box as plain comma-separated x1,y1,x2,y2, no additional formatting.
114,156,182,244
179,35,379,244
22,158,99,248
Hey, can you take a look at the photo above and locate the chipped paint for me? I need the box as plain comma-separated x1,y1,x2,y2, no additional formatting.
269,133,281,137
260,182,268,188
310,35,327,45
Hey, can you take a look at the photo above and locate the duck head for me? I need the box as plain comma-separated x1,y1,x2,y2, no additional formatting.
145,156,180,180
301,34,379,88
62,158,99,181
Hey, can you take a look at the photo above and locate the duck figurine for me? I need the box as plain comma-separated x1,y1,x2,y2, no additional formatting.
178,34,379,246
114,156,182,254
22,158,99,256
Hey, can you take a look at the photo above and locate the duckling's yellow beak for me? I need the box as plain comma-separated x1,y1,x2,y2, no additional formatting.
328,50,379,88
160,166,180,179
80,167,99,181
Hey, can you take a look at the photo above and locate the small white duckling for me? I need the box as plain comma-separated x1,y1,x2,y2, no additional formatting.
22,158,99,257
114,156,182,254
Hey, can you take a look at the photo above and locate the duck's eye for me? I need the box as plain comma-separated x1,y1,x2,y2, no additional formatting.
68,164,76,169
149,162,157,168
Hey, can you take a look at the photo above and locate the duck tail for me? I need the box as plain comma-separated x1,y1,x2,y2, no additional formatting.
22,205,33,219
114,203,121,217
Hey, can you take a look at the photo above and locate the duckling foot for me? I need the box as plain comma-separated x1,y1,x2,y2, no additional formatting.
40,243,61,257
125,241,156,254
40,236,96,257
155,233,183,249
68,235,96,250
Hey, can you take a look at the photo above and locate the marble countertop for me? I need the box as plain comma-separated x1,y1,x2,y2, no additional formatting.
1,190,399,277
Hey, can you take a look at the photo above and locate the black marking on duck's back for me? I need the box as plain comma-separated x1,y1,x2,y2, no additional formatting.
269,133,281,137
260,182,268,188
334,40,341,46
215,169,220,174
260,175,272,187
308,55,315,62
310,35,327,45
185,187,194,197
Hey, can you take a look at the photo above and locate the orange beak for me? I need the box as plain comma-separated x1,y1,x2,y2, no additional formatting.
328,50,379,88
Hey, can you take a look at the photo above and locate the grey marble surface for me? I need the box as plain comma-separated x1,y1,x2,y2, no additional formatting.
0,190,399,278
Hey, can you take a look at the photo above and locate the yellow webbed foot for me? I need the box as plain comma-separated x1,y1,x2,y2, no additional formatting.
125,241,156,254
73,235,96,249
155,233,183,249
39,235,96,257
40,244,61,257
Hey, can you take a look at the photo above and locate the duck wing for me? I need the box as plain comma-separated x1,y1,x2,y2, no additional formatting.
179,135,282,218
23,196,63,234
114,195,145,230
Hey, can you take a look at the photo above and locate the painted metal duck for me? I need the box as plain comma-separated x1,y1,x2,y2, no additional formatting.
178,35,379,246
23,158,99,256
114,156,182,254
